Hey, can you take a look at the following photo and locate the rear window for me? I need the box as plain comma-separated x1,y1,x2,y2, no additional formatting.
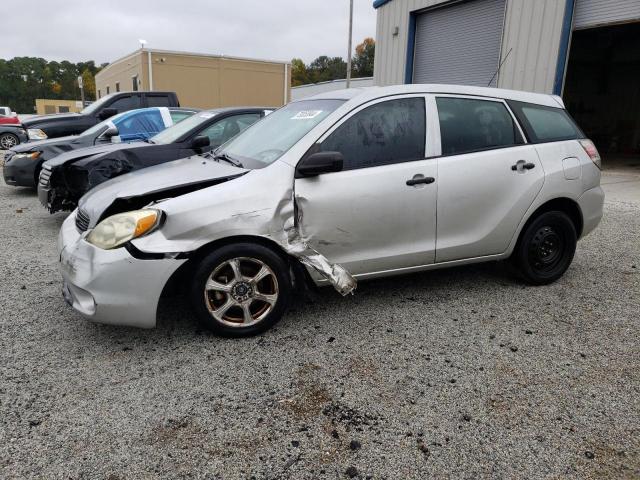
146,95,172,107
508,101,584,143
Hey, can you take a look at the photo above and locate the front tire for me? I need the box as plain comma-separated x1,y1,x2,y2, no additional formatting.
190,243,292,337
0,133,19,150
512,211,577,285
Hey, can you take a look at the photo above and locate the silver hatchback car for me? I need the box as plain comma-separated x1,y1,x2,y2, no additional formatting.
57,85,604,336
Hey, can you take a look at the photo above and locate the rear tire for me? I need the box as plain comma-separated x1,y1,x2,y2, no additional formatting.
512,211,577,285
189,243,292,337
0,133,19,150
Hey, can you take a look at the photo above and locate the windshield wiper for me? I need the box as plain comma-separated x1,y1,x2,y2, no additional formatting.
211,152,243,168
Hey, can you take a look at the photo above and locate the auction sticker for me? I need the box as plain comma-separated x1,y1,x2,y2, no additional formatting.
291,110,323,120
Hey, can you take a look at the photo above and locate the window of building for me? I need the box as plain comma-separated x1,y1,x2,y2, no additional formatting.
319,97,426,171
508,101,583,143
436,97,522,156
106,86,110,95
115,82,120,92
58,106,70,113
132,75,138,92
97,89,101,99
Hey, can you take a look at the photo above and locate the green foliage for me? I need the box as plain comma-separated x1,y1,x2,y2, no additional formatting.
0,57,103,113
291,38,375,87
353,37,375,78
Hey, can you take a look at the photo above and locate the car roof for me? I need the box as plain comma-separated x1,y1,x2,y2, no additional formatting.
304,84,564,108
168,107,201,113
200,107,274,115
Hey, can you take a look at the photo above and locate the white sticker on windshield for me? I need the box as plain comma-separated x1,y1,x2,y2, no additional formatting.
199,112,215,119
291,110,323,120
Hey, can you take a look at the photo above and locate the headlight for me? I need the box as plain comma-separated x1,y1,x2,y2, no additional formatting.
86,209,161,250
13,151,41,160
27,128,47,140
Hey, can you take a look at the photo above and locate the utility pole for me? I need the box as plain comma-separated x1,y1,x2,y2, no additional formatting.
78,75,85,107
346,0,354,88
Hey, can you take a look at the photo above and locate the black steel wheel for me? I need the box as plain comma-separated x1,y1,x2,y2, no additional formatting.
512,211,577,285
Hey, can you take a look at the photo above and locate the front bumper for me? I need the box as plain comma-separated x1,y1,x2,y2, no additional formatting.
2,153,38,187
58,211,186,328
578,185,605,238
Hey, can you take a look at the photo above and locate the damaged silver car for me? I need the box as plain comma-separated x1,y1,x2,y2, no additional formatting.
57,85,604,336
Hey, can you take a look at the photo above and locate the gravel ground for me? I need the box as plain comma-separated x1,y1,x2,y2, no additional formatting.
0,170,638,479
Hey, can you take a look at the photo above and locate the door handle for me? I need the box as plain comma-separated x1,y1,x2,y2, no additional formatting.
406,176,435,186
511,161,536,171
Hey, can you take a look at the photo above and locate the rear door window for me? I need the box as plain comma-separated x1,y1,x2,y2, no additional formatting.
508,101,583,143
169,110,194,124
436,97,523,156
146,95,172,107
199,113,261,147
107,95,141,113
319,97,426,171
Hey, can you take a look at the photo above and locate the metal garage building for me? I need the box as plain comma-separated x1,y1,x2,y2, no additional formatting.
373,0,640,163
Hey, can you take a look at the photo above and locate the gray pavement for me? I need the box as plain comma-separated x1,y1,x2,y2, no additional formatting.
0,164,638,479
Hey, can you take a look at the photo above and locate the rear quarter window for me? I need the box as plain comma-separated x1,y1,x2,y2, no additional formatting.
508,101,584,143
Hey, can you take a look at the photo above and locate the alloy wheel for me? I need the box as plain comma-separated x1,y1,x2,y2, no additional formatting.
0,134,18,149
203,257,279,327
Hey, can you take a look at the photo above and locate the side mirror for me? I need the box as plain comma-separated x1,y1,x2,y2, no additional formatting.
295,151,343,178
98,108,118,120
191,135,211,150
102,125,119,138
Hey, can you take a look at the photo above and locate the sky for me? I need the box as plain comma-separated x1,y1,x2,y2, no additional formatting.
3,0,378,65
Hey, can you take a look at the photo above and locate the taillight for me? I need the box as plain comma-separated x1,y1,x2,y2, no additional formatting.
579,139,601,170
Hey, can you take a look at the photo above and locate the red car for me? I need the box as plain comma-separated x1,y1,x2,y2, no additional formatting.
0,114,20,125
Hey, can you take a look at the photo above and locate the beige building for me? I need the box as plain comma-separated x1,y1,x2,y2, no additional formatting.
35,99,83,115
95,49,291,109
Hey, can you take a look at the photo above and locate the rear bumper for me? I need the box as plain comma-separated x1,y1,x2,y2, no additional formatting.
58,211,186,328
578,185,604,238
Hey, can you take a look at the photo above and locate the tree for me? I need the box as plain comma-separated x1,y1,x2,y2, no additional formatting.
308,56,347,83
289,38,376,87
0,57,103,112
352,37,375,78
291,58,310,87
80,70,96,100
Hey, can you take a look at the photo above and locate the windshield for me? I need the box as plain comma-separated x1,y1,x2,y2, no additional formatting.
80,93,117,115
220,99,344,167
80,110,129,137
151,111,215,145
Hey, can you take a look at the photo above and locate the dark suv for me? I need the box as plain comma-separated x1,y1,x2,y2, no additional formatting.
21,91,180,140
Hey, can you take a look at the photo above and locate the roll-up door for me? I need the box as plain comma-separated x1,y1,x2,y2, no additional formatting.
412,0,506,87
574,0,640,30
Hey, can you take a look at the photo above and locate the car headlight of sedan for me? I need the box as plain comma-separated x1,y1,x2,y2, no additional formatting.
12,151,41,161
27,128,47,140
86,209,161,250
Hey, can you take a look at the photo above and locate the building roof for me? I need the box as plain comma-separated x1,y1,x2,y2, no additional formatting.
97,48,290,79
373,0,393,8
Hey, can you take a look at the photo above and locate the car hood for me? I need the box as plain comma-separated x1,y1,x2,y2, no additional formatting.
22,113,81,127
11,135,80,153
44,141,148,168
79,155,247,227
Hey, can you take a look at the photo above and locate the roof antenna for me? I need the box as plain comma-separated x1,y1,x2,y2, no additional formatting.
487,48,513,87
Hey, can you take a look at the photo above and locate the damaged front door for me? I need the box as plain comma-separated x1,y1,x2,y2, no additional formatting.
294,96,437,277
